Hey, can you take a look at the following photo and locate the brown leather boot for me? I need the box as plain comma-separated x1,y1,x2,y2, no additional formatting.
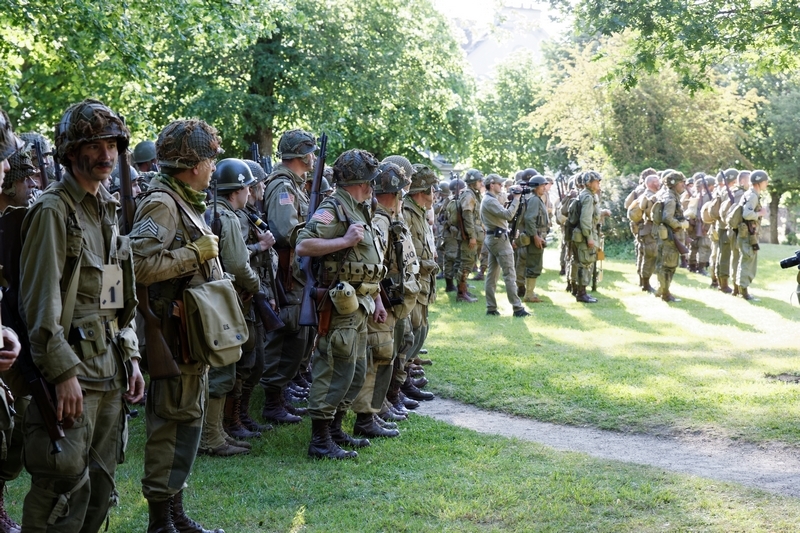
353,412,400,438
688,262,697,272
575,285,597,303
641,276,655,293
718,276,733,294
472,266,486,280
329,410,370,448
741,288,758,301
308,418,357,459
172,490,224,533
523,278,541,303
239,385,272,433
697,262,709,276
444,278,456,292
456,282,477,303
148,498,178,533
261,390,301,424
732,284,740,297
223,396,261,440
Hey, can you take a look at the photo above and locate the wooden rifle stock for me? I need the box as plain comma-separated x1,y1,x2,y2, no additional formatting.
298,132,328,328
137,285,181,380
253,292,285,332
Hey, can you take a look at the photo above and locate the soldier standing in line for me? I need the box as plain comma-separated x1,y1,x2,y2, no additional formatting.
0,148,39,212
634,173,661,293
571,172,602,303
442,177,464,293
714,168,739,294
433,180,450,277
259,129,317,425
132,140,159,173
654,170,689,302
452,169,484,303
727,170,750,296
480,174,530,317
707,172,725,289
685,173,715,275
512,169,537,298
20,99,144,532
521,175,550,303
130,118,226,532
735,171,769,301
296,149,385,460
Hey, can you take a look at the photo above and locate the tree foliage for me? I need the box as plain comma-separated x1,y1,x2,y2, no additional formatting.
549,0,800,88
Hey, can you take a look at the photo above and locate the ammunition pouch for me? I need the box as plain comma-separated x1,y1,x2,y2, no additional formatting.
69,313,114,362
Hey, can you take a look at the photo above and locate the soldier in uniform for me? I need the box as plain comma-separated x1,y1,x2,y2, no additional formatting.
296,149,384,460
633,173,661,293
571,172,602,303
714,168,739,294
521,175,549,303
199,159,262,456
19,132,56,188
512,169,537,298
350,162,414,439
735,170,769,300
442,177,464,293
0,148,39,213
654,170,689,302
19,99,144,532
259,129,318,425
132,140,158,173
130,118,226,532
480,174,529,317
685,173,714,275
433,180,450,277
452,169,484,303
727,170,750,296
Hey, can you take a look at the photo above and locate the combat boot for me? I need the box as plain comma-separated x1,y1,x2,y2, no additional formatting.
408,364,425,378
710,274,719,288
399,391,420,410
444,278,456,292
661,291,681,302
261,390,301,424
641,276,655,293
559,266,566,276
411,355,432,366
718,276,733,294
688,261,697,272
523,278,541,303
239,386,272,433
411,376,429,389
198,397,249,457
223,396,261,440
172,490,224,533
401,376,435,401
0,482,20,533
385,386,409,418
680,257,688,269
575,285,597,303
472,266,486,280
741,288,758,301
373,414,398,429
308,418,357,459
516,283,526,298
329,410,370,449
148,498,178,533
456,282,477,303
353,412,400,438
732,284,740,297
697,262,709,276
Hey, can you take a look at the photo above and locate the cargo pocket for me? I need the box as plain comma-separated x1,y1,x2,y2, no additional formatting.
326,327,357,362
152,374,202,422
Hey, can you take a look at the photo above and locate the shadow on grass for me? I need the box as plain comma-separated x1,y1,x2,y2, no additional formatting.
748,291,800,322
676,295,760,333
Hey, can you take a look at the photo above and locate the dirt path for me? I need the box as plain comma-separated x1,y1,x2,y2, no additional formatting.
416,398,800,498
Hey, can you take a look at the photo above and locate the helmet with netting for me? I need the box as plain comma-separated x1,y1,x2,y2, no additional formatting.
244,159,267,183
640,167,658,181
664,170,685,188
3,148,37,194
277,129,317,160
0,108,24,162
213,158,255,192
157,119,223,169
54,99,130,166
464,168,484,184
409,164,439,193
373,162,409,194
584,171,602,184
381,155,414,184
133,140,157,163
332,149,380,184
750,170,769,185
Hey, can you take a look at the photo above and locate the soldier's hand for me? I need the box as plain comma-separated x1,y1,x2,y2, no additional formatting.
680,220,690,230
0,328,20,372
587,239,595,249
373,295,387,323
56,376,83,421
186,234,219,263
469,238,477,250
343,223,365,247
257,230,276,251
534,235,545,249
124,358,145,404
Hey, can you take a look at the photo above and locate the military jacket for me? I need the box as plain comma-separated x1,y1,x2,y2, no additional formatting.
480,191,518,232
403,195,438,305
459,187,485,241
373,204,420,319
263,164,308,288
297,188,385,315
212,197,260,296
659,188,685,233
522,193,549,237
577,188,600,241
21,171,134,387
741,189,763,233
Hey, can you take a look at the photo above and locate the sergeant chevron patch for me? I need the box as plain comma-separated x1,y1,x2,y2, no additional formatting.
136,216,160,238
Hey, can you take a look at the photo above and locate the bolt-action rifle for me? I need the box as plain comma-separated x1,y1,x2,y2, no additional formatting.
298,133,328,328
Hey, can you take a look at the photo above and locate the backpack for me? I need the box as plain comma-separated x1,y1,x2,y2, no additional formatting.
726,201,744,228
446,195,460,226
627,198,644,223
650,197,665,226
567,196,582,227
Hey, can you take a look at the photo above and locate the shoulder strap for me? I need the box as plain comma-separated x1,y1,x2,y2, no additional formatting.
43,185,83,329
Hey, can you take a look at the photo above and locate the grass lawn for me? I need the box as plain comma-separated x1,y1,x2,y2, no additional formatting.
5,243,800,531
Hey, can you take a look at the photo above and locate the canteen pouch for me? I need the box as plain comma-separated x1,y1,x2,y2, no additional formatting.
184,279,247,367
69,314,108,362
518,232,531,247
657,225,669,240
329,282,359,315
572,231,583,243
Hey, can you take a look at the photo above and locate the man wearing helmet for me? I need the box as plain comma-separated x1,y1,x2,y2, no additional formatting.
521,175,550,303
130,118,226,532
259,129,318,425
727,170,750,296
19,99,144,531
512,168,538,297
480,174,530,317
735,170,769,300
452,169,485,303
572,171,602,303
443,176,465,293
296,149,386,460
0,148,40,212
655,170,689,302
714,168,739,294
132,140,158,173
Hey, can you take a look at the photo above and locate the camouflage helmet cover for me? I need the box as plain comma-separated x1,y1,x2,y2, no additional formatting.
409,164,439,193
381,155,414,184
213,158,255,191
3,148,37,193
373,162,410,194
243,159,267,183
157,119,223,169
0,108,25,161
332,149,380,184
750,170,769,185
277,129,317,159
132,140,157,163
54,99,130,165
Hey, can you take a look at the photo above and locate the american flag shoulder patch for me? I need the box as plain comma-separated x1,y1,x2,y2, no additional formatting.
311,209,335,225
279,192,294,205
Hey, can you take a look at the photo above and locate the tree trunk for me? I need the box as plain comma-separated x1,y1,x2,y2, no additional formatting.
769,191,781,244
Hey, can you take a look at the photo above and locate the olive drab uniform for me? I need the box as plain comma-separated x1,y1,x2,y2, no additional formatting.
715,186,735,290
726,185,747,293
480,189,526,314
736,188,763,291
454,186,484,288
259,164,314,420
352,203,418,415
655,187,686,299
20,172,138,532
130,175,222,503
572,188,599,290
512,189,530,293
636,188,659,289
298,187,386,421
442,190,460,286
522,191,549,281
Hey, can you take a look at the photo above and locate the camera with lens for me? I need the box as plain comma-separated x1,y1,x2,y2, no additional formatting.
779,250,800,269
